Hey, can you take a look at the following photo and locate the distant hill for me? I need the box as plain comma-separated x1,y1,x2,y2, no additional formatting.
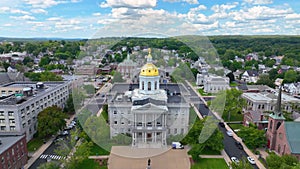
0,37,84,42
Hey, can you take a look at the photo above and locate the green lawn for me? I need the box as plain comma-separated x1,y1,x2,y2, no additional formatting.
200,148,221,155
222,112,243,122
27,137,44,152
77,159,107,169
90,143,110,155
230,82,238,87
228,123,244,130
191,158,228,169
198,89,213,96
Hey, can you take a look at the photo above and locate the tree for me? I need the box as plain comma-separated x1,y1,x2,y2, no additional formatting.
37,106,67,138
39,56,51,67
111,71,125,83
256,74,275,88
37,161,60,169
226,72,235,82
266,153,284,169
267,153,299,169
284,70,297,83
238,125,266,149
83,84,95,95
64,94,75,114
23,56,34,66
210,89,246,122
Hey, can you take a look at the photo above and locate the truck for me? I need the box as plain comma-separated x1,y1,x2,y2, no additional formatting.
172,142,184,149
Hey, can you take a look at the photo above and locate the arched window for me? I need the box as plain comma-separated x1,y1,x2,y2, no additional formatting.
269,120,273,129
142,81,144,90
154,81,157,90
276,122,281,130
278,144,281,154
148,82,151,91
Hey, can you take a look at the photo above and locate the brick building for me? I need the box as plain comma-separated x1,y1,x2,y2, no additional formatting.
0,135,28,169
266,86,300,160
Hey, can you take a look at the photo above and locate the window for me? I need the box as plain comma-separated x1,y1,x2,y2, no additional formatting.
0,126,5,131
114,121,118,125
142,81,144,90
155,81,157,90
181,128,184,134
0,119,5,123
8,111,14,116
1,157,4,163
174,128,177,134
0,111,4,116
147,122,152,127
113,111,117,115
148,82,151,91
10,126,15,131
9,119,15,124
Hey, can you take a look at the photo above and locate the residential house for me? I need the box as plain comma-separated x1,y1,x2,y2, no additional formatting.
241,70,259,83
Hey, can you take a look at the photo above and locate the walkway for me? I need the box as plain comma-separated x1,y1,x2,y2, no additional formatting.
24,115,75,169
107,146,190,169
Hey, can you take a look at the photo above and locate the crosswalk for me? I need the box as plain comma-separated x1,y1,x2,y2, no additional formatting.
39,154,66,160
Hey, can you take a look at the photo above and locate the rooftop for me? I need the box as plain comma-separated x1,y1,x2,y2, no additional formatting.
284,122,300,154
0,135,25,154
0,81,67,105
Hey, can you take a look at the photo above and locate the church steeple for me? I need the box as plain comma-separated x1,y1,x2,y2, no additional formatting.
270,85,285,120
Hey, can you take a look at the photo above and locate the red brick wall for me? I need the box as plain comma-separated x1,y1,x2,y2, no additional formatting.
274,123,291,155
0,136,28,169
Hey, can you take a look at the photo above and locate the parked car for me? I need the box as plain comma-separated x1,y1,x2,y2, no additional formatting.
247,157,256,164
235,141,243,150
231,157,239,164
219,122,225,127
226,130,233,137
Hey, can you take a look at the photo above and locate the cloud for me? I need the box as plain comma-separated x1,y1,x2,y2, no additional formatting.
163,0,199,4
3,24,12,27
31,8,48,14
10,15,36,20
285,13,300,20
211,3,238,13
93,13,101,16
243,0,273,5
46,17,62,21
231,6,293,21
100,0,157,9
0,7,30,15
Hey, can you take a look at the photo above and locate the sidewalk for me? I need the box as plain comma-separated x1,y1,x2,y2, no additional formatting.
24,115,75,169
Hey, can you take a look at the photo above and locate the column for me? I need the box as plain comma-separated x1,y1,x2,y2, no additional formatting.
154,132,157,142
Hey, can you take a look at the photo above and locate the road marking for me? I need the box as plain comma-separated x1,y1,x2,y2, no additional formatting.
39,154,64,160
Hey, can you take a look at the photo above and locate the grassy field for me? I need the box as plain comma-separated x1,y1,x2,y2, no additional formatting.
191,158,229,169
90,143,110,155
198,88,213,96
27,137,44,152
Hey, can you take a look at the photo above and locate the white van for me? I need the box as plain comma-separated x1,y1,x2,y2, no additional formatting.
172,142,184,149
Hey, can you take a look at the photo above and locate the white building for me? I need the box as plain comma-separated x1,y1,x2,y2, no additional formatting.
108,50,190,148
0,81,70,141
117,53,137,80
242,90,300,114
241,70,259,83
196,73,230,93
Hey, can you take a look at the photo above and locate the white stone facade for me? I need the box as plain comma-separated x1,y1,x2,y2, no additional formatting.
0,82,70,141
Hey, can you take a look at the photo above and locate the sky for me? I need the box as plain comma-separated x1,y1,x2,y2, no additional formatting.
0,0,300,38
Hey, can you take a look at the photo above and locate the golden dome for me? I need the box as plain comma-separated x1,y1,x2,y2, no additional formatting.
140,63,159,76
